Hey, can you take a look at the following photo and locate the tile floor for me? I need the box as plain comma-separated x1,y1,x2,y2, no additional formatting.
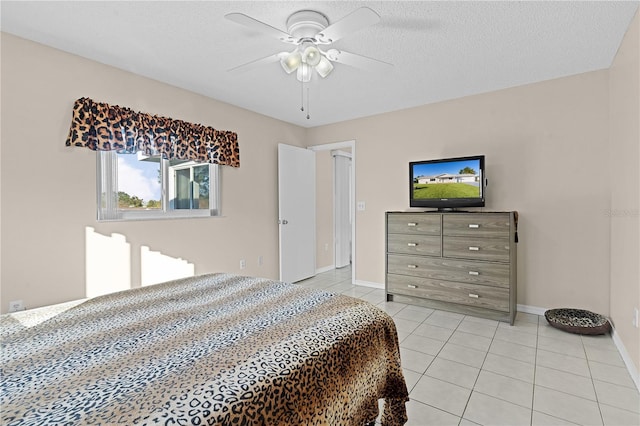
297,267,640,426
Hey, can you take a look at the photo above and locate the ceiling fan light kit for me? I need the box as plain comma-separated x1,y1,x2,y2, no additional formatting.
280,50,302,74
226,7,392,119
297,63,312,83
284,44,330,81
302,45,321,67
315,56,334,78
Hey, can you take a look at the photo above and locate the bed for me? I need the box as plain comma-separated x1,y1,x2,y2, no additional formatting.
1,274,408,425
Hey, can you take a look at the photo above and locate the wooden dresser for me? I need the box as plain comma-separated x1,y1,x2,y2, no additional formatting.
385,211,517,324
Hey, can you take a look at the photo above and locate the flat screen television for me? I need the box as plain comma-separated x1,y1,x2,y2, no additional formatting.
410,155,485,210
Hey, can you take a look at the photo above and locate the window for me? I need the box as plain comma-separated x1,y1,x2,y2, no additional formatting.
97,151,220,221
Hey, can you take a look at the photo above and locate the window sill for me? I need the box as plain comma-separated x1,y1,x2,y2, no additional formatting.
97,210,222,222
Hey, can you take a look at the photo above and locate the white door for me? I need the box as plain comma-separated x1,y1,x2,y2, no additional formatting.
278,144,316,283
333,151,352,268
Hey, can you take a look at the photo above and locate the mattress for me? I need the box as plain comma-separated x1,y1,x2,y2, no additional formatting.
1,273,408,425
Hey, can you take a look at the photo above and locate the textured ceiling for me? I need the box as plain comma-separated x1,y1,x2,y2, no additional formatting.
2,1,638,128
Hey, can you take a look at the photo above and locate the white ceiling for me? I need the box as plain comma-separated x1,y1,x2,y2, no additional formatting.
1,1,638,128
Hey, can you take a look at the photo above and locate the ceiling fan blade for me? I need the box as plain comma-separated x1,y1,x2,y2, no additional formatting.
326,49,393,73
225,13,295,43
315,7,380,44
228,52,285,73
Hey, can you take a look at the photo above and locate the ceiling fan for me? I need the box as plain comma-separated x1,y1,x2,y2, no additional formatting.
225,7,393,82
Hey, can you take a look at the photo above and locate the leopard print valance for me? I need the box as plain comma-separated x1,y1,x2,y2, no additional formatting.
65,97,239,167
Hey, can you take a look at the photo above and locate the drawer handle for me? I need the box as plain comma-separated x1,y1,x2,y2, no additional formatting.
407,264,418,269
469,246,480,251
408,285,417,289
468,224,480,229
407,222,417,227
468,271,480,276
407,243,418,247
469,293,479,298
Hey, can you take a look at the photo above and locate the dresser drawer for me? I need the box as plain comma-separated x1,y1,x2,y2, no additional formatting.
387,234,441,256
443,236,510,262
387,274,509,312
443,214,510,239
387,254,509,287
387,213,441,235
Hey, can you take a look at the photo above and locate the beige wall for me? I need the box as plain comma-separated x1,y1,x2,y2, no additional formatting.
0,33,306,313
609,10,640,380
308,71,612,316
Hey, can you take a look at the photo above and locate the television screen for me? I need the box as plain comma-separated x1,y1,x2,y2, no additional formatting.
410,155,485,210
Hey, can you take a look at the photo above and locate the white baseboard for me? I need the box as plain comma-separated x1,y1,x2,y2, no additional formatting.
516,304,548,316
315,265,335,274
611,326,640,392
354,280,384,290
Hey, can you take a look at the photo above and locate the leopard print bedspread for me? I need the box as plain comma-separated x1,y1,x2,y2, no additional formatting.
1,274,408,425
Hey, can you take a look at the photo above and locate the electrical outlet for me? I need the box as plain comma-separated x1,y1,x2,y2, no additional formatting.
258,255,263,266
357,201,366,211
324,243,329,252
239,259,246,270
9,300,24,313
633,308,639,328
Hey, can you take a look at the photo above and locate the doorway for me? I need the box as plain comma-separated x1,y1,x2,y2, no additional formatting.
332,150,352,269
309,140,356,284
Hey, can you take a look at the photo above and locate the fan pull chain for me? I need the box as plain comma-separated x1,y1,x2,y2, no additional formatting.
299,78,310,120
300,78,305,112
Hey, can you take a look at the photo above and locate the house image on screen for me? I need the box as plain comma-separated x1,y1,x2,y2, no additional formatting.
417,173,478,184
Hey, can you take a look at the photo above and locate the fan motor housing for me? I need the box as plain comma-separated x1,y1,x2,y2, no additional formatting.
286,10,329,40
